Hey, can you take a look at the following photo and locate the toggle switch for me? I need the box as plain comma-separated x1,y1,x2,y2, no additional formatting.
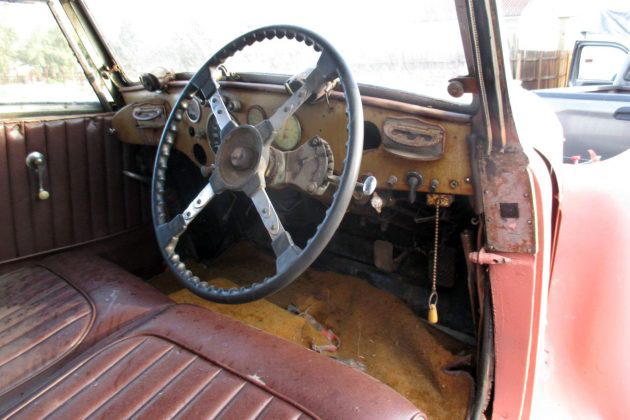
406,171,423,204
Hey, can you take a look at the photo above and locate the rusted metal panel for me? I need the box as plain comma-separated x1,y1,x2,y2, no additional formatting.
479,149,537,253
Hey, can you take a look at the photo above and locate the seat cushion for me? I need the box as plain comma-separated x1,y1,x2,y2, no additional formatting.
3,305,424,420
0,253,171,396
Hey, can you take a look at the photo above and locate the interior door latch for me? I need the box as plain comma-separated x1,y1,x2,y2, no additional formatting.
25,151,50,200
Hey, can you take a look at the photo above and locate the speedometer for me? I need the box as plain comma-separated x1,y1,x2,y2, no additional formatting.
274,115,301,151
246,105,301,151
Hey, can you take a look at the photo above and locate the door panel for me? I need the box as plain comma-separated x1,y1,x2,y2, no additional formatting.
0,115,149,262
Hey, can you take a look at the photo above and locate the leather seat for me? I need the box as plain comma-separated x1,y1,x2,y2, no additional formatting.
0,253,172,397
2,304,424,419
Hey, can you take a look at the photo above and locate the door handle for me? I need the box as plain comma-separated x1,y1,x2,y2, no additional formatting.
25,151,50,200
614,107,630,121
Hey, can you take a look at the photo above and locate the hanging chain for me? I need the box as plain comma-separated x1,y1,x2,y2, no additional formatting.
427,202,440,324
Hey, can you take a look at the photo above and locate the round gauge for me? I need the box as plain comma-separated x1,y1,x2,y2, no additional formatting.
274,115,301,151
246,105,266,126
186,98,202,123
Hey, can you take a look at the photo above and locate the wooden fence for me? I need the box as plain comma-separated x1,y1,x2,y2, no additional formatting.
510,50,571,90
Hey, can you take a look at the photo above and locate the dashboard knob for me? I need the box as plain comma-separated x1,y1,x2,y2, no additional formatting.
429,178,439,193
353,175,378,201
361,176,377,196
406,171,423,204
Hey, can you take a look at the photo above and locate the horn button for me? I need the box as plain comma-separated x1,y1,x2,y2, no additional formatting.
216,125,263,189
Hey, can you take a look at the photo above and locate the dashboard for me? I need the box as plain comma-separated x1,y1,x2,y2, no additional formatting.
113,80,474,196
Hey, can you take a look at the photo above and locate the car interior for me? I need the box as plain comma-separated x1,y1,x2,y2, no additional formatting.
0,1,496,419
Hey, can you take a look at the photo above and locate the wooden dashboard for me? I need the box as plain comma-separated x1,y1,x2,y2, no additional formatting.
114,81,473,196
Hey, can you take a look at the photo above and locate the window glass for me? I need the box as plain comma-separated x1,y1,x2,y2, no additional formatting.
577,45,627,81
83,0,471,103
0,2,100,105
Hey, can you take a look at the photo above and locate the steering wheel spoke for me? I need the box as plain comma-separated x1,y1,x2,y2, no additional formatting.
190,66,219,99
156,182,216,251
181,182,216,224
209,90,237,138
307,50,338,91
249,186,301,258
259,51,338,145
190,66,236,140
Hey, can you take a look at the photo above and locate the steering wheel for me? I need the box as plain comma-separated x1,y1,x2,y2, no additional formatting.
152,25,364,303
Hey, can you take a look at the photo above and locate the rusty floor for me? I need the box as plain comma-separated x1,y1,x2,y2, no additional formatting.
151,242,473,420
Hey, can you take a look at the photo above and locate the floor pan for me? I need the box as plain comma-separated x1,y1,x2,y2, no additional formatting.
151,242,473,420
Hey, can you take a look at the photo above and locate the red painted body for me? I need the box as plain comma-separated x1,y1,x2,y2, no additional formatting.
489,138,630,418
534,151,630,418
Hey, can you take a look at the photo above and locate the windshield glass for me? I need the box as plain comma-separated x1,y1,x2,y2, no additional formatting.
84,0,470,102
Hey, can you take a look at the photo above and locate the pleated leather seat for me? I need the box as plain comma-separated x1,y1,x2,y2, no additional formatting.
0,256,422,419
2,305,423,420
0,253,172,397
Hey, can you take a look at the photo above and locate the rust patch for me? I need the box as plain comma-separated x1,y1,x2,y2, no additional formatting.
479,150,536,253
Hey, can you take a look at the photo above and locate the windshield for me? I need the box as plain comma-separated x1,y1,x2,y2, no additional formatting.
84,0,470,102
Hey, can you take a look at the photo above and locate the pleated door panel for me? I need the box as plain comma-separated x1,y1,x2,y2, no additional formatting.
0,115,150,262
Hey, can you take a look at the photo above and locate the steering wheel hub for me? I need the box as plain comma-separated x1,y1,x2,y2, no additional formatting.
216,125,263,189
